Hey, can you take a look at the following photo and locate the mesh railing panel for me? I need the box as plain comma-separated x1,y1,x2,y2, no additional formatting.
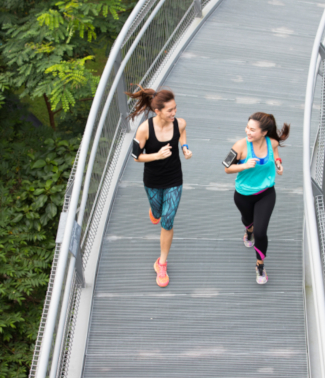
315,196,325,281
315,61,325,188
78,70,116,245
122,0,195,112
81,124,127,268
57,276,82,378
122,0,158,47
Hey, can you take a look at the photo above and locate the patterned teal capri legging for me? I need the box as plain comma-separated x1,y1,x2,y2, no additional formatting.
144,185,183,230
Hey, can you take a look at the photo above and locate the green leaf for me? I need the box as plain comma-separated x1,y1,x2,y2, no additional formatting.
50,194,62,206
33,194,48,209
34,189,45,196
47,152,57,161
52,172,61,182
45,180,53,189
40,213,49,226
45,203,57,219
32,159,46,169
11,214,23,223
57,140,69,147
25,212,35,220
44,138,55,145
34,220,41,231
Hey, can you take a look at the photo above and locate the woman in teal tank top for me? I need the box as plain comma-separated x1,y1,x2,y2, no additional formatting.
235,135,276,195
224,112,290,285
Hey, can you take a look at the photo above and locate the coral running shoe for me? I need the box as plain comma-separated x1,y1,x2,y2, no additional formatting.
243,232,255,248
256,264,268,285
153,258,169,287
149,208,160,225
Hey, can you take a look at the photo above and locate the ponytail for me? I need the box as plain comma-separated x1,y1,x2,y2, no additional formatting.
248,112,290,146
125,85,175,121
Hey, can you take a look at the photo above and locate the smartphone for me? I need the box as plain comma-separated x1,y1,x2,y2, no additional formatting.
222,148,237,168
132,138,141,159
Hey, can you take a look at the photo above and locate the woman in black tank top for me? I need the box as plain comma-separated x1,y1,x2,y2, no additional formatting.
144,117,182,188
126,86,192,288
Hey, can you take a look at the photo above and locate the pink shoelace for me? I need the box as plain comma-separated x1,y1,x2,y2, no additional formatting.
158,264,167,277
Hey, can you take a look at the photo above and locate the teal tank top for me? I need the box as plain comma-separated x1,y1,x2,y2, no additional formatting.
235,136,276,196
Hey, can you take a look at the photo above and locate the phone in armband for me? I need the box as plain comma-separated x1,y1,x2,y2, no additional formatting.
222,148,237,168
132,138,141,159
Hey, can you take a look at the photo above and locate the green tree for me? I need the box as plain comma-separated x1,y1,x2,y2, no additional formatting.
0,97,80,378
0,0,126,130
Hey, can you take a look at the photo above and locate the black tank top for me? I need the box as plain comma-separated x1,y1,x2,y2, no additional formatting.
143,117,183,189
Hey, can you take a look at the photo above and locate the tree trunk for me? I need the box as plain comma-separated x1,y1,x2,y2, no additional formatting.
43,94,56,130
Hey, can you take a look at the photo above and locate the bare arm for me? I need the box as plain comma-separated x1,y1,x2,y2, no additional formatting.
225,159,260,174
224,138,259,174
178,118,192,159
225,162,248,174
271,138,283,175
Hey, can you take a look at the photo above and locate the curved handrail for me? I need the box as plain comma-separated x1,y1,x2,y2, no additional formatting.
48,4,167,373
33,1,153,376
303,9,325,376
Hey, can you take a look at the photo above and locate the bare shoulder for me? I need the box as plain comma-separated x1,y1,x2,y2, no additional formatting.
177,118,187,132
232,138,246,153
269,137,279,148
136,120,149,140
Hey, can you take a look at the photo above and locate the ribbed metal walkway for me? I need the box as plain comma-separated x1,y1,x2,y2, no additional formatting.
82,1,322,376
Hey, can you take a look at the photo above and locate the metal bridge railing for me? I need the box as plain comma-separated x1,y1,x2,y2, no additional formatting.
29,0,218,377
303,9,325,377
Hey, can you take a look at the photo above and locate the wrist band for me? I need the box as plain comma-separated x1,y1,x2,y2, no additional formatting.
275,158,282,163
181,144,189,149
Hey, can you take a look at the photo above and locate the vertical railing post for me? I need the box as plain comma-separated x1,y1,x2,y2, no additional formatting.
114,50,130,132
193,0,203,18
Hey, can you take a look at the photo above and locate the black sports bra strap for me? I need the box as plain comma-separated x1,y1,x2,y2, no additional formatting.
148,117,154,139
173,118,180,139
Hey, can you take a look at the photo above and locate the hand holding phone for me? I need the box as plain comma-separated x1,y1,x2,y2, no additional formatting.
276,162,283,175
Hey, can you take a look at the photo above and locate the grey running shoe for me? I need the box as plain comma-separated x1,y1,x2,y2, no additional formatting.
256,264,268,285
243,232,254,248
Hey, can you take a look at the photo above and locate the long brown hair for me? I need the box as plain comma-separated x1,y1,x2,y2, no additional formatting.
249,112,290,146
125,85,175,121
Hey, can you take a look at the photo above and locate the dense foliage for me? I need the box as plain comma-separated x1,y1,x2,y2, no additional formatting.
0,98,80,378
0,0,136,130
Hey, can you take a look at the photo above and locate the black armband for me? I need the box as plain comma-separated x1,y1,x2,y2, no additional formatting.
222,148,238,168
131,138,144,159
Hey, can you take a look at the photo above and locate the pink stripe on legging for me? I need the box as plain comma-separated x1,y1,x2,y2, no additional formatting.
246,222,254,229
254,246,265,260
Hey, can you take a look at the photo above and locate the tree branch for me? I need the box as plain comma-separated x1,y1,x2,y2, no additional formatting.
53,108,62,115
43,94,56,130
76,97,93,103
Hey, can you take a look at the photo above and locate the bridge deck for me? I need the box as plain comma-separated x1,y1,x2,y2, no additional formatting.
82,1,322,376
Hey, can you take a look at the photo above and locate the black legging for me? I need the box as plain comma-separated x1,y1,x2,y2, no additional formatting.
234,187,276,260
